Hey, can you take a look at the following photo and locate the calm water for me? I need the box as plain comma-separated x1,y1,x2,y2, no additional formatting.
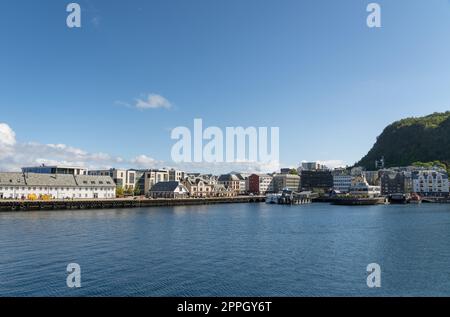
1,203,450,296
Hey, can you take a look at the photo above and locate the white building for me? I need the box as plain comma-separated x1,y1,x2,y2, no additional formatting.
234,173,250,194
412,170,449,197
143,169,170,194
148,181,189,199
333,175,353,193
249,174,273,194
88,169,136,190
0,173,116,200
169,169,185,182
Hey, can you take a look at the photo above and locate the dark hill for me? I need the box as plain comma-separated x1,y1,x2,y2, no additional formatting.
356,112,450,169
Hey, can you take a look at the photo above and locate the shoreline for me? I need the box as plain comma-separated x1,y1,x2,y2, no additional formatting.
0,196,266,212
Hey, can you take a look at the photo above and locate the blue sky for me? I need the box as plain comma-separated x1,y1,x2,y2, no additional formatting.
1,0,450,172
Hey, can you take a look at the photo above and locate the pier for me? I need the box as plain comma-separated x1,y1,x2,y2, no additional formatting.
0,196,265,212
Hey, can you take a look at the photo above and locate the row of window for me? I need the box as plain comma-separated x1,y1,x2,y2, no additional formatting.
0,187,115,191
3,193,114,199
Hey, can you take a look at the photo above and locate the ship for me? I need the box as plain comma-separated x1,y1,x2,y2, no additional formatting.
409,193,422,204
331,197,387,206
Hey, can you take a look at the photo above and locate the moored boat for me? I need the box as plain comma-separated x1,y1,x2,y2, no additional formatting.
331,197,387,206
409,193,422,204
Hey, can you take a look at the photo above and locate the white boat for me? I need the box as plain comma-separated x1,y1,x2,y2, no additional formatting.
265,193,281,204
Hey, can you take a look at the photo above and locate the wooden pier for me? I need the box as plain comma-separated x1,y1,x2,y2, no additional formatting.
0,196,265,212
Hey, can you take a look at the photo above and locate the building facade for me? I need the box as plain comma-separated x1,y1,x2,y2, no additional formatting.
169,169,186,182
143,169,170,195
248,174,273,194
272,174,300,193
300,170,333,193
88,169,136,190
333,175,353,193
0,173,116,200
218,174,240,194
380,170,412,195
412,170,449,197
148,181,189,199
183,178,214,197
22,165,88,175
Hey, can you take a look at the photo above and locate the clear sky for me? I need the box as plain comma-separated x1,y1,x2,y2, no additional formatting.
1,0,450,173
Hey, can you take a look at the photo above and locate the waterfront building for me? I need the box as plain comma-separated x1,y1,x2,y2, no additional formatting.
272,174,300,193
183,178,214,198
148,181,189,199
202,174,219,185
233,173,250,195
0,172,116,200
143,169,170,195
380,170,412,195
300,170,333,193
22,165,88,176
211,184,235,197
248,174,274,194
88,168,137,190
218,174,240,194
349,175,381,197
333,175,353,193
169,169,186,182
412,170,449,197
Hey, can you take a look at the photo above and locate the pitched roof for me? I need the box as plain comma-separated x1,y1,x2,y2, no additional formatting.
0,173,26,186
0,172,115,187
75,175,116,187
218,174,240,182
24,173,77,187
150,181,184,192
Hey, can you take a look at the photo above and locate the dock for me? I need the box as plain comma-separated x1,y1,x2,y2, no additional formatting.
331,197,387,206
0,196,266,212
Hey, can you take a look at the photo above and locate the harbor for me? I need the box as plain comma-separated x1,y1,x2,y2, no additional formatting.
0,196,265,212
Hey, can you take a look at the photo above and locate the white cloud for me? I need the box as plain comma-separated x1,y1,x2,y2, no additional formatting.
1,123,344,175
116,93,173,111
135,94,172,110
130,155,160,168
0,123,16,161
0,123,16,146
0,124,160,172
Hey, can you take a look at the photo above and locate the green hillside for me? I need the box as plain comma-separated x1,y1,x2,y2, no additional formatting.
356,112,450,170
